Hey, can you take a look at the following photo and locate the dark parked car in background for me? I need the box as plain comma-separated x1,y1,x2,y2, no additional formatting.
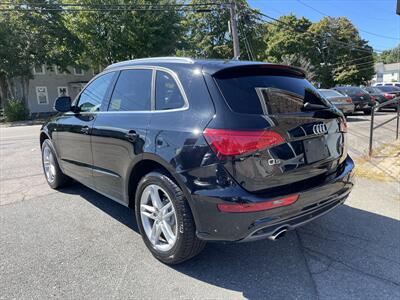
319,89,355,115
365,86,399,110
40,58,354,264
375,85,400,98
333,86,375,115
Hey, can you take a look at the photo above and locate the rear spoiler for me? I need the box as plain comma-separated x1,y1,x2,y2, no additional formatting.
212,64,306,79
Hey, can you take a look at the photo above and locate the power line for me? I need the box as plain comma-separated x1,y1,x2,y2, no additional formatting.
0,2,228,7
334,60,375,71
333,65,375,74
247,7,383,53
295,0,400,41
328,54,376,67
0,2,229,12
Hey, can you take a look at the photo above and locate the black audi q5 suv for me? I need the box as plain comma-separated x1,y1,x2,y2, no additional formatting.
40,57,354,264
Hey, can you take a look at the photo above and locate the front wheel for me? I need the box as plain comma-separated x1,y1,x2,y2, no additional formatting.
41,139,71,189
363,108,372,115
135,171,206,264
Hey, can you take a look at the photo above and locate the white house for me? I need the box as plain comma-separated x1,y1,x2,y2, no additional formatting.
373,62,400,84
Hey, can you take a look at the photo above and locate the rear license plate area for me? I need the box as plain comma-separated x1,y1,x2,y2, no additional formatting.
303,137,330,163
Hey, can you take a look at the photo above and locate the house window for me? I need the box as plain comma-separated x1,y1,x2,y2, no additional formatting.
33,65,45,75
93,66,103,76
74,67,84,75
36,87,48,104
57,86,69,97
55,66,67,75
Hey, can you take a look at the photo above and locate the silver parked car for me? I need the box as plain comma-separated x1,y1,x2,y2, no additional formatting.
319,89,355,115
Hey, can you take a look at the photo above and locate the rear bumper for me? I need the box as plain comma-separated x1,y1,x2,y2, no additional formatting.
353,101,374,110
188,156,354,242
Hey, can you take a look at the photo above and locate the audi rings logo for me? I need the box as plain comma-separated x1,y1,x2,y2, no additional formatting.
312,123,328,135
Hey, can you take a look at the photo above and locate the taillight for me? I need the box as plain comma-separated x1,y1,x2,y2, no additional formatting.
217,194,299,213
345,97,352,103
203,129,284,157
370,96,376,103
384,93,394,100
340,118,347,133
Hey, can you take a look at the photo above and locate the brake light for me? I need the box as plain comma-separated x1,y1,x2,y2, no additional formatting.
340,118,347,133
217,194,299,213
384,93,394,100
203,129,285,157
345,97,352,103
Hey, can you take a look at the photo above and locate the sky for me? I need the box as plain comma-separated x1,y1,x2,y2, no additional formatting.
248,0,400,52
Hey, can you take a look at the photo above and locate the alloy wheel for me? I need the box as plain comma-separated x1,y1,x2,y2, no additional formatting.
43,146,56,183
140,184,178,252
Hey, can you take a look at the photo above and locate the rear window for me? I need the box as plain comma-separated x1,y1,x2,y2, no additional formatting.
319,90,342,98
335,87,366,96
214,73,328,115
377,86,400,92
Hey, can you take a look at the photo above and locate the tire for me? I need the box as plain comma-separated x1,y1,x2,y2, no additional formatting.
363,108,372,115
41,139,71,189
135,171,206,264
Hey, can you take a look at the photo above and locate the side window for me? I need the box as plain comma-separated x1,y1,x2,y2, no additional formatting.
109,69,152,111
155,71,185,110
77,72,115,112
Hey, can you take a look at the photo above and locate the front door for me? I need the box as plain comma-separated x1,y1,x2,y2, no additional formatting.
91,68,153,204
56,72,116,188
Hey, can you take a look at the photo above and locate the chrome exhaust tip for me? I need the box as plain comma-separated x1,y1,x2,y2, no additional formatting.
267,228,288,241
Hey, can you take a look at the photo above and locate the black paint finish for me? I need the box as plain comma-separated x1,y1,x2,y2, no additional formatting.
41,58,354,242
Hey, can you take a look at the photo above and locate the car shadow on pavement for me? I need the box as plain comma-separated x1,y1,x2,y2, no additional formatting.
59,183,140,233
60,183,400,299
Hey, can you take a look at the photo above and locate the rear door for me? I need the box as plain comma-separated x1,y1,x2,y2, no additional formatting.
91,68,153,204
207,66,347,194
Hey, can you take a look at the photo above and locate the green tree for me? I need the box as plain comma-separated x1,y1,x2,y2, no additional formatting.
376,44,400,64
308,17,374,87
0,0,83,107
261,14,313,63
178,0,266,60
259,15,374,87
66,0,183,67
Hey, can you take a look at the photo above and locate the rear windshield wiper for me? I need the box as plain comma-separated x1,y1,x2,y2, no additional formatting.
303,102,327,111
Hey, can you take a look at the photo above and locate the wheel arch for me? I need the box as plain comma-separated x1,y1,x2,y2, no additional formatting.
40,131,50,147
126,154,193,211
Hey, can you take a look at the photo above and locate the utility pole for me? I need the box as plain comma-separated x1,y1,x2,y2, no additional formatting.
229,0,240,59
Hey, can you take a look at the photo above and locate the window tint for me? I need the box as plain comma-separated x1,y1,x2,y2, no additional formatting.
215,74,328,115
155,71,185,110
319,90,342,98
109,69,152,111
78,72,115,112
335,87,366,96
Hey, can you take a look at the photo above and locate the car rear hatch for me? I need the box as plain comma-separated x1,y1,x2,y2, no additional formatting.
204,64,348,194
342,88,371,105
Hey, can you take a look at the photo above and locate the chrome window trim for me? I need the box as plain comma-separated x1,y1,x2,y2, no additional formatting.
71,65,189,114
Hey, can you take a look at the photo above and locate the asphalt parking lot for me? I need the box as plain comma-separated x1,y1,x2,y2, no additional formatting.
0,111,399,299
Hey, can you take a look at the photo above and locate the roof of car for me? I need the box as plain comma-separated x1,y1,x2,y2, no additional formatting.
104,57,306,76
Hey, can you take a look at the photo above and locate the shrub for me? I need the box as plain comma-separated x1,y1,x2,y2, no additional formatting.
4,99,28,122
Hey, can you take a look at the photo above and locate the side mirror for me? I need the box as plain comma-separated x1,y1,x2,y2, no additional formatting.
54,96,72,112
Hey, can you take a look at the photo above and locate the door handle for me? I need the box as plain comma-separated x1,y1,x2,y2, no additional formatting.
81,126,90,134
125,130,138,142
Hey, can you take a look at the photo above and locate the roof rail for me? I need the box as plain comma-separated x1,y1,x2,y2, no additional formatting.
105,57,195,70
